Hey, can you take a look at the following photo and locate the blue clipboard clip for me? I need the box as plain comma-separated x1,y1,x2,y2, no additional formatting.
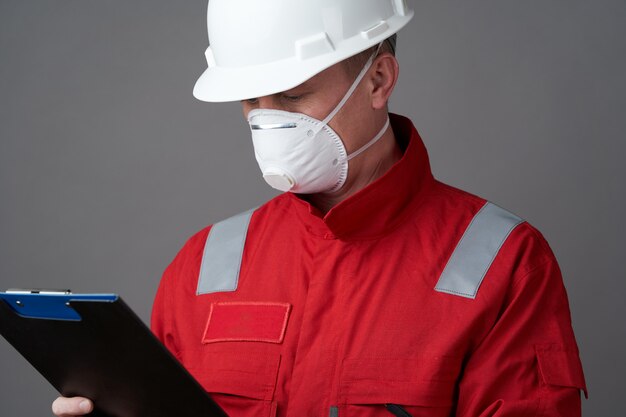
0,289,118,321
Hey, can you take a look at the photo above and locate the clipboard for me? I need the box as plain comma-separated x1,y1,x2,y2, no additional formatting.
0,290,227,417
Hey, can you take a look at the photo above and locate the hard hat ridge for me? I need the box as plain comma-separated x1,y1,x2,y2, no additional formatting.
193,0,414,102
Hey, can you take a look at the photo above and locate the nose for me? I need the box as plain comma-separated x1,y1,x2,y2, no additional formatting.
256,96,281,109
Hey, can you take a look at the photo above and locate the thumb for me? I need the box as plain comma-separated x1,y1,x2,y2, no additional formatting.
51,396,93,416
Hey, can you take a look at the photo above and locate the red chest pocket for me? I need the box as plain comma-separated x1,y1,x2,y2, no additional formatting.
183,302,290,417
338,355,461,417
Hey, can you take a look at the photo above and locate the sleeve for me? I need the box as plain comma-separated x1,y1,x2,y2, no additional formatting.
456,246,587,416
150,226,212,361
151,259,183,361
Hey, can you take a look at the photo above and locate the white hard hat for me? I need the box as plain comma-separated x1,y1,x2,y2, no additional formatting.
193,0,414,103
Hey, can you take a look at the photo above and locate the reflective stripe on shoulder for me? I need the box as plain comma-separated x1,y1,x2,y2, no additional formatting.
197,208,256,295
434,202,524,299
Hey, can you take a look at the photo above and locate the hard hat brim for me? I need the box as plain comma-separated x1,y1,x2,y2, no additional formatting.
193,55,334,103
193,12,413,103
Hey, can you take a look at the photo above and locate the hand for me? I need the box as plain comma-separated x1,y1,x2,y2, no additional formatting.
51,397,93,416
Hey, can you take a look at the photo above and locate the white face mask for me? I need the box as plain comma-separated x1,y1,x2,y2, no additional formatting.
247,44,390,194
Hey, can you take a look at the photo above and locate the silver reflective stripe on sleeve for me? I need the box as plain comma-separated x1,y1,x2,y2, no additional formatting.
197,209,255,295
435,202,524,299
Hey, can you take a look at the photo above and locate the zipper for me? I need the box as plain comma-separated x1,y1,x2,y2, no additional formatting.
329,404,413,417
385,403,414,417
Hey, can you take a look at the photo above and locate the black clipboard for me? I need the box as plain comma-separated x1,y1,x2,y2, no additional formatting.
0,290,227,417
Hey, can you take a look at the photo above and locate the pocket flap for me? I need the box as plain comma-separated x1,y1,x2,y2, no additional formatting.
535,344,588,398
202,302,291,344
340,356,460,407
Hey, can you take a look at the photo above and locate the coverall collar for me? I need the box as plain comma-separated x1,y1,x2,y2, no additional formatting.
288,113,434,240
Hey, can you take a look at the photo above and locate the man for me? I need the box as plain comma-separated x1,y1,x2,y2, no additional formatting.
53,0,586,416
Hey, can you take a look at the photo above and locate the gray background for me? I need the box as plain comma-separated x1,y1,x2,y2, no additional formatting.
1,0,624,415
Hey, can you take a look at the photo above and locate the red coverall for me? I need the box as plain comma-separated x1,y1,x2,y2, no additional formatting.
151,114,586,417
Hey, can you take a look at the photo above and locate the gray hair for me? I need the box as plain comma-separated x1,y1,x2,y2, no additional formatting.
384,33,397,55
343,34,398,76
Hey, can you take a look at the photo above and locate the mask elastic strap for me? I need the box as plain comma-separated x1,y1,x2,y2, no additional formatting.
321,42,384,126
346,117,390,161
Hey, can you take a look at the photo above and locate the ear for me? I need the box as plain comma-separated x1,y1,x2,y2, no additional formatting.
369,52,399,110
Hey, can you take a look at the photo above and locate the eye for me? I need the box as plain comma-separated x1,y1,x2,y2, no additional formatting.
282,94,302,102
244,98,259,105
